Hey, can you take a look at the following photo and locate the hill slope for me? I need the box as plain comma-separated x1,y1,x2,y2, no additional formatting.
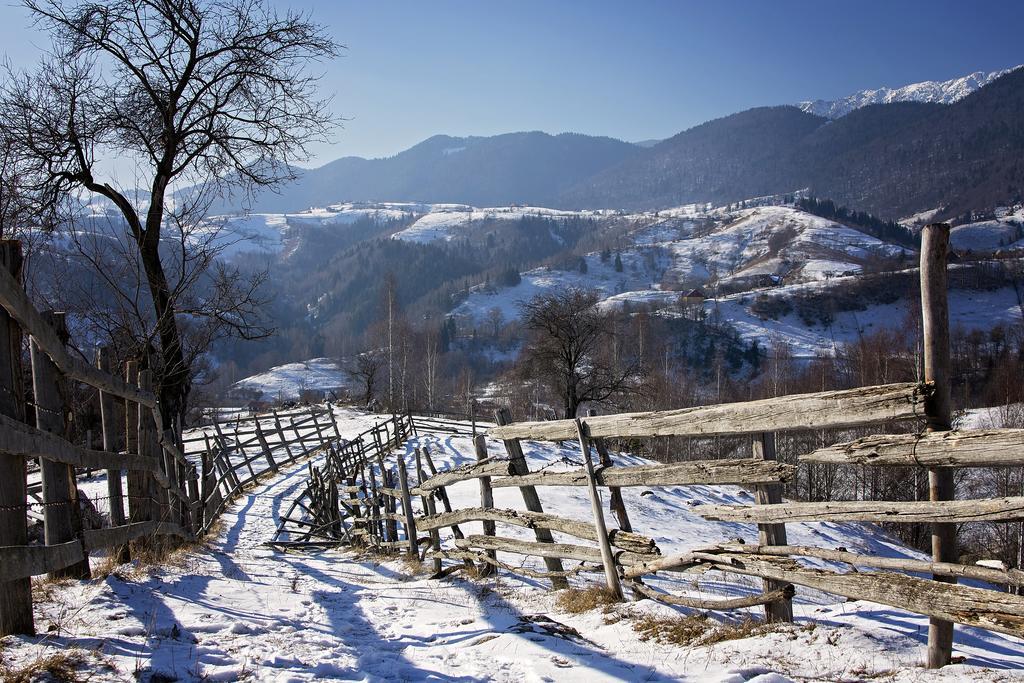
219,132,640,213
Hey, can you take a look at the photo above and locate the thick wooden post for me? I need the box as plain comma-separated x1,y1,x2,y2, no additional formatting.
32,312,90,579
752,432,793,623
96,346,129,563
495,408,568,588
0,240,33,635
587,409,633,532
575,420,622,599
396,452,418,557
473,434,497,576
922,223,955,669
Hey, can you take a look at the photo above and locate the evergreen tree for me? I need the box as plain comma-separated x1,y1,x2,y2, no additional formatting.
614,252,623,272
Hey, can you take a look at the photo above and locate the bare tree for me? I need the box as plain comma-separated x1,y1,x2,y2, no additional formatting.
519,288,634,418
347,350,384,408
1,0,338,426
422,328,441,412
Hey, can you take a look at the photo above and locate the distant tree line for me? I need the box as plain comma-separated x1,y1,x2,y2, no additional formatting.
797,197,918,247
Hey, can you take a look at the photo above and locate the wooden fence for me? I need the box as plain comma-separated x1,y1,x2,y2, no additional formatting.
0,236,359,636
268,413,415,548
279,224,1024,670
0,240,198,636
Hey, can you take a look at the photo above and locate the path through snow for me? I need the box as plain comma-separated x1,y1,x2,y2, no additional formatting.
4,411,1024,681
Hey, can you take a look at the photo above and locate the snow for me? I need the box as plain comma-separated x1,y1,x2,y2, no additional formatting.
453,205,910,335
661,207,905,288
391,204,593,244
454,249,658,324
799,65,1022,119
189,203,423,259
6,409,1023,680
950,208,1024,252
714,282,1023,359
230,358,348,401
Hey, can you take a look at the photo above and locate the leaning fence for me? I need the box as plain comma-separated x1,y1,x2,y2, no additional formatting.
276,224,1024,670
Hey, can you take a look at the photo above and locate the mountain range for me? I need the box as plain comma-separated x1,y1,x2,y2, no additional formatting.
797,65,1020,119
220,65,1024,222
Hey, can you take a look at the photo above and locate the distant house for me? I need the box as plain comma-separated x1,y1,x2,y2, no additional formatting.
678,289,706,320
679,288,706,305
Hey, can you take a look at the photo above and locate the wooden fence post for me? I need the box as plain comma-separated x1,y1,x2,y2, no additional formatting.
328,403,343,443
419,447,466,540
290,414,306,453
494,408,568,588
752,431,793,623
273,409,295,462
138,369,168,533
32,312,90,579
922,222,955,669
255,419,277,472
415,448,442,575
124,360,151,529
575,420,622,599
473,434,497,576
396,452,418,557
96,345,129,563
587,409,633,532
0,240,33,635
201,433,220,525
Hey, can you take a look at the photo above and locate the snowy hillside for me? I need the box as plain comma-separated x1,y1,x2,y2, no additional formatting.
950,206,1024,252
230,358,349,401
454,205,908,323
390,204,599,244
799,65,1021,118
715,281,1022,359
7,409,1022,680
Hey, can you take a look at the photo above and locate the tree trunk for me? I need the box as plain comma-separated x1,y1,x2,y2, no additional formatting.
138,223,189,430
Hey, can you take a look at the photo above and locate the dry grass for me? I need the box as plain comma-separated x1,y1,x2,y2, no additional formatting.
0,649,97,683
632,613,806,647
399,553,429,576
30,576,75,605
555,585,622,614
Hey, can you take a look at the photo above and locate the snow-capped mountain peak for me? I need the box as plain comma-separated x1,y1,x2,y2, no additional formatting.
798,65,1022,119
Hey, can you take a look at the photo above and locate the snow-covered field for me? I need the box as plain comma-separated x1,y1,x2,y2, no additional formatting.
4,409,1023,681
390,205,599,244
229,358,349,402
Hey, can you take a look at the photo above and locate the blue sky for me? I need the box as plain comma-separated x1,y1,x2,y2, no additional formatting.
1,0,1021,165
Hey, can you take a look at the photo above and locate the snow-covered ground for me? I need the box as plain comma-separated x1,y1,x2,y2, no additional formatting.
5,409,1023,681
229,358,349,402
